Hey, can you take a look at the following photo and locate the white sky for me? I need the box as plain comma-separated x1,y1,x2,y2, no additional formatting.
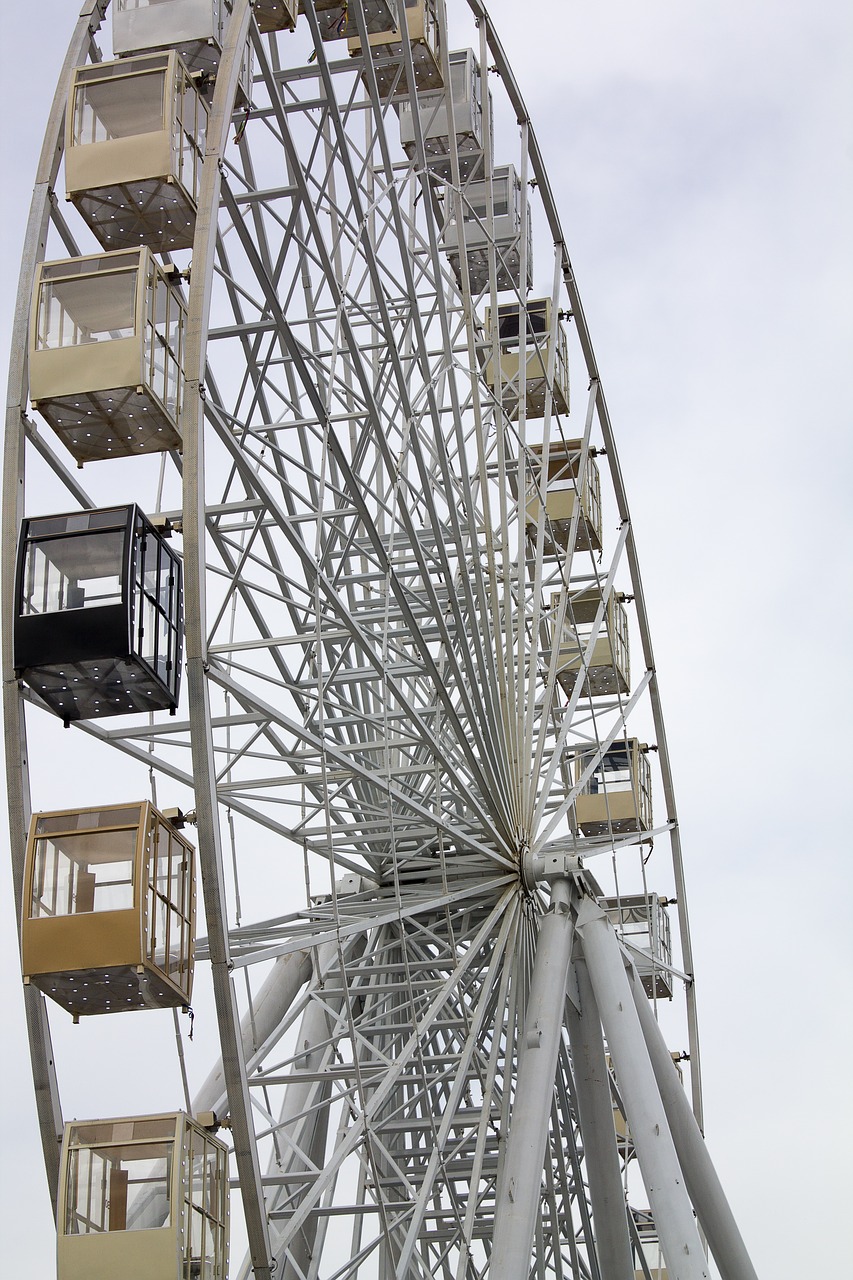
0,1,851,1275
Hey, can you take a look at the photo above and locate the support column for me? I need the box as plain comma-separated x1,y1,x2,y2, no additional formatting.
628,968,758,1280
575,897,709,1280
490,878,575,1280
566,958,635,1279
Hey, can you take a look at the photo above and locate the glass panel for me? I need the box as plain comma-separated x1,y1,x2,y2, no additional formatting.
185,1137,223,1278
143,532,160,601
159,556,174,612
73,70,166,145
149,821,191,977
171,835,187,914
31,827,137,917
150,890,169,969
118,0,198,8
449,55,467,102
65,1138,173,1234
36,806,141,835
37,270,137,350
165,353,180,416
585,744,632,794
466,181,509,221
527,301,548,336
22,530,124,616
176,77,206,202
146,275,184,413
157,611,171,679
140,595,157,668
498,301,547,344
203,1148,220,1220
168,905,186,976
66,1145,110,1235
149,279,169,407
27,510,125,538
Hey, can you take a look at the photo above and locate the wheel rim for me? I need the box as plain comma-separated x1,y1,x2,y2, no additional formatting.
3,4,702,1277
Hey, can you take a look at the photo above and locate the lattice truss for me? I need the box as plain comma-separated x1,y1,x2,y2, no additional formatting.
10,5,689,1279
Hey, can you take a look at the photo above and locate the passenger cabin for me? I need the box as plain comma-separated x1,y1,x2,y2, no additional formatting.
484,298,569,418
22,802,195,1017
399,48,489,181
443,164,532,293
66,53,208,252
58,1112,228,1280
112,0,256,89
14,505,183,721
603,892,673,999
525,440,602,553
553,587,630,698
29,248,186,462
300,0,394,41
574,739,652,837
349,0,443,99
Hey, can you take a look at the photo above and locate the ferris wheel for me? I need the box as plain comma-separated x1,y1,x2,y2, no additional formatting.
3,3,759,1278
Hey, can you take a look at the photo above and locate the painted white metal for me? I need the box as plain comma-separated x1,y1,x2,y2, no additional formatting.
1,3,759,1278
628,967,760,1280
490,878,576,1279
575,897,709,1280
566,957,636,1279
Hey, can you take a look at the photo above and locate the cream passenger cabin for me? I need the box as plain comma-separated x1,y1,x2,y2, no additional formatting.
574,739,652,837
399,48,489,181
66,52,208,252
22,801,195,1017
443,163,532,294
57,1112,228,1280
484,298,569,418
349,0,443,99
553,587,630,699
29,248,186,462
112,0,263,82
14,504,183,721
525,440,603,553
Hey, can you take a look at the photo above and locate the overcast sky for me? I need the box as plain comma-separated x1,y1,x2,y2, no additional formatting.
0,2,851,1276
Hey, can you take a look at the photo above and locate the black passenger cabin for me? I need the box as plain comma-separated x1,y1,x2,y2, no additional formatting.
15,505,182,722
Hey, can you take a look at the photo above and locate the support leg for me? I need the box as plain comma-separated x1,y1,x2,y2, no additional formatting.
490,878,575,1280
628,967,758,1280
566,957,635,1279
575,897,709,1280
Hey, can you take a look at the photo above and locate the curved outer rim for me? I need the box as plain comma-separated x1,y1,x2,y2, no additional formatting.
1,0,110,1213
181,2,274,1274
1,0,704,1248
464,0,704,1125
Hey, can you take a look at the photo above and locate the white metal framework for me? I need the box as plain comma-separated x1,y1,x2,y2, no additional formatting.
3,3,758,1279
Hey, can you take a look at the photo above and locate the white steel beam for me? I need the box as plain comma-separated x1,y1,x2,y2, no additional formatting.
490,877,576,1279
627,967,759,1280
565,957,635,1279
182,4,274,1276
574,896,709,1280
